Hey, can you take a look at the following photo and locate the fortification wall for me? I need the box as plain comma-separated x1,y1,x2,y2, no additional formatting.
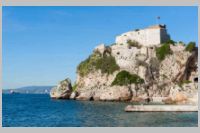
160,28,170,43
115,26,170,46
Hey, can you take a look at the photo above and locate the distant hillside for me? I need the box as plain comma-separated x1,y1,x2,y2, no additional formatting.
3,86,54,94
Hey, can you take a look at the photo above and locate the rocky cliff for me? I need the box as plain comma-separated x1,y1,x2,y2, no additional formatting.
50,37,198,105
50,78,73,99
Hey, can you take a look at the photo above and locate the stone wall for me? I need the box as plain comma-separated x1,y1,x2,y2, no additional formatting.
115,25,170,46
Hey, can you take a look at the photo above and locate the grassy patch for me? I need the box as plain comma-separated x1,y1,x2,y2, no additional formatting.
72,83,78,92
156,43,172,61
178,80,192,88
111,70,144,86
77,51,100,77
178,41,185,46
95,55,120,74
185,42,196,52
165,39,176,45
127,40,141,49
77,51,119,77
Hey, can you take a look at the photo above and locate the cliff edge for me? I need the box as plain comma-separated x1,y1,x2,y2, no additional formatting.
50,25,198,105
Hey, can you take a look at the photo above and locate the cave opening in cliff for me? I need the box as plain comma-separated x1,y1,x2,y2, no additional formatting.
90,97,94,101
194,77,198,83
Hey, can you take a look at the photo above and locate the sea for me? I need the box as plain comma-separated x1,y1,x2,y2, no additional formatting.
2,94,198,127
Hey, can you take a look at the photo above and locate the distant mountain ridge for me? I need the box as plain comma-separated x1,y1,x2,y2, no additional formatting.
3,86,54,94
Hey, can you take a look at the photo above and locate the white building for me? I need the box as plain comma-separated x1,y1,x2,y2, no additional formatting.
115,24,170,46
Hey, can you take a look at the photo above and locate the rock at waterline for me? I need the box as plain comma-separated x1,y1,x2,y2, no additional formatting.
50,78,73,99
70,91,78,100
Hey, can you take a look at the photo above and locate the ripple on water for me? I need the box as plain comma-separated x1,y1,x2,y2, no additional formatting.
2,94,198,127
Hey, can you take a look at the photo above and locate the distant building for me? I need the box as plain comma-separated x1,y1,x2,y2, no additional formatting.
10,90,14,94
115,24,170,46
45,89,48,93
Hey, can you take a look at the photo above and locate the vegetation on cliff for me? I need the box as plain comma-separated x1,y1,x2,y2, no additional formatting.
178,80,192,88
165,39,176,45
185,42,196,52
77,51,120,77
127,40,142,49
111,70,144,86
156,43,172,61
72,83,78,92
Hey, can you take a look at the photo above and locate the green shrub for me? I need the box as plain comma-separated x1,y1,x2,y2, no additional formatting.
156,43,172,61
77,51,119,77
178,80,192,88
95,55,120,74
178,41,185,46
185,42,196,52
111,70,144,86
165,39,176,45
72,83,78,91
127,40,141,49
77,52,100,77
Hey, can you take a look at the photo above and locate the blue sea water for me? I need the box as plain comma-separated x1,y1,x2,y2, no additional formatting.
2,94,198,127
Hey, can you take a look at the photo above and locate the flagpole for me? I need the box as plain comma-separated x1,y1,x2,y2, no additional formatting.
156,18,158,25
157,16,160,25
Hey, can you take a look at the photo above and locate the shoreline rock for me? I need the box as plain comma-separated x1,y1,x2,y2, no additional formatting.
50,78,73,99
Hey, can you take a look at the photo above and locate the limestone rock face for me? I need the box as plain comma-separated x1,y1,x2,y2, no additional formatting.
99,86,132,101
164,83,198,105
94,44,106,55
73,42,198,104
70,91,77,100
50,78,73,99
76,85,132,101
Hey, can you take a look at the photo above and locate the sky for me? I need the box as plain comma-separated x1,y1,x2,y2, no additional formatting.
3,6,198,89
